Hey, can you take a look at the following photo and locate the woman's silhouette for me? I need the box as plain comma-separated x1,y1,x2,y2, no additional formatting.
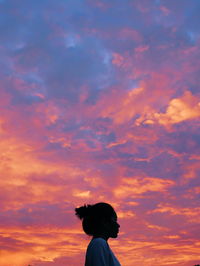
75,202,121,266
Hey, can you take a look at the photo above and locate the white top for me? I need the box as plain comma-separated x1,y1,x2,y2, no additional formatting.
85,238,121,266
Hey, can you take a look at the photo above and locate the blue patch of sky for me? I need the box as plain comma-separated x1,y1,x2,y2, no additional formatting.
95,132,116,144
64,34,80,48
155,0,161,5
186,31,199,44
10,91,44,105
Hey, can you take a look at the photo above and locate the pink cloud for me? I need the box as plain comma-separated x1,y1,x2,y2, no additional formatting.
114,177,174,198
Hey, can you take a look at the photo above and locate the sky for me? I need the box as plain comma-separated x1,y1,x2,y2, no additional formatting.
0,0,200,265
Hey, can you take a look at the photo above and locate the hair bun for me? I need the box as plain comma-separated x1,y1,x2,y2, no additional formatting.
75,204,92,220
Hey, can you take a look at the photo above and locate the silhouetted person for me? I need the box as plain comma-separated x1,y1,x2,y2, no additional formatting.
75,202,121,266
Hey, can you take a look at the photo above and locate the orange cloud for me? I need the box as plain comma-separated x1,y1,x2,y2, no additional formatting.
118,210,136,219
0,226,86,266
83,176,105,188
109,238,200,266
149,203,200,222
182,160,200,182
99,87,145,124
140,91,200,127
114,177,174,198
0,250,34,266
156,94,200,124
146,223,169,232
0,135,91,211
164,235,180,239
72,189,91,198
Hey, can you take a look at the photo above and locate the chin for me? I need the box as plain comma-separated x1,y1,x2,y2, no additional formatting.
111,232,118,238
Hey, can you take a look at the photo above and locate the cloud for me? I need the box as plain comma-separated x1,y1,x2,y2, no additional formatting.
0,0,200,265
154,91,200,126
98,86,145,124
135,91,200,129
114,177,174,198
0,225,86,266
149,203,200,223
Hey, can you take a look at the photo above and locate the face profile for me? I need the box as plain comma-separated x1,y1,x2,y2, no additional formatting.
75,202,121,265
103,214,120,239
75,202,120,240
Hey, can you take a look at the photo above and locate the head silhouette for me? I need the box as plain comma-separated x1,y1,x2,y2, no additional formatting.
75,202,120,240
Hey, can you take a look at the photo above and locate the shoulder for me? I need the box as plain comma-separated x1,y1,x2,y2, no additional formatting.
85,238,110,265
87,238,109,254
88,238,108,249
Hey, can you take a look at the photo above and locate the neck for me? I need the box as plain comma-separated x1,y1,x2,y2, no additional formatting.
93,234,109,241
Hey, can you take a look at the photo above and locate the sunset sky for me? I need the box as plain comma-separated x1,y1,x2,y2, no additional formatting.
0,0,200,265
